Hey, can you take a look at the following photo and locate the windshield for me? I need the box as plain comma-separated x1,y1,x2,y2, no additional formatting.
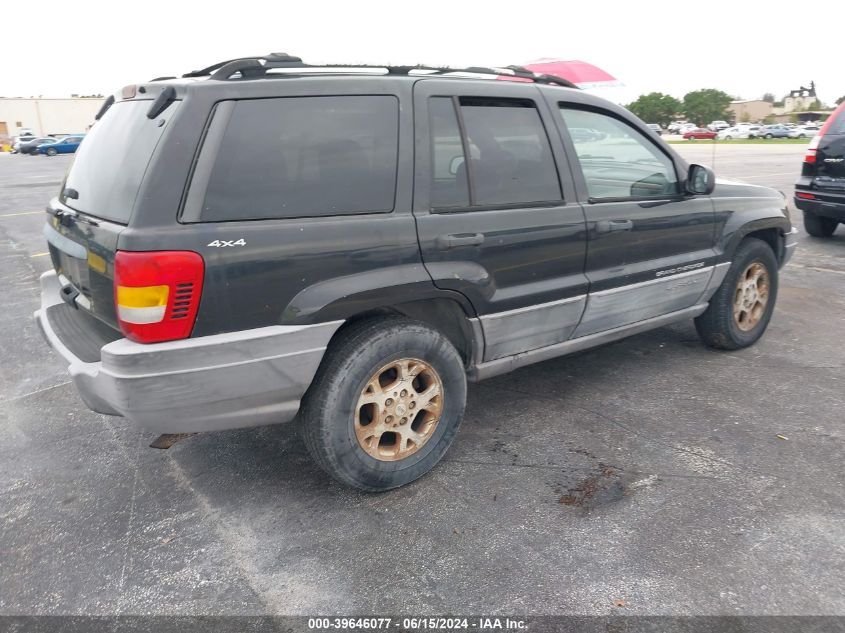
61,99,179,223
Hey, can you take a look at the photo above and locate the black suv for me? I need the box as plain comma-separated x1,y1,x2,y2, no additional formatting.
36,54,797,491
795,101,845,237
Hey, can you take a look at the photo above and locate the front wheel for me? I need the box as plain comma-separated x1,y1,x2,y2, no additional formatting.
803,212,838,237
765,134,773,139
695,238,778,350
300,317,467,491
45,147,57,156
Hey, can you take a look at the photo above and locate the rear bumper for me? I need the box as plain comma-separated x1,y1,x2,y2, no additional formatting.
35,270,342,433
794,190,845,222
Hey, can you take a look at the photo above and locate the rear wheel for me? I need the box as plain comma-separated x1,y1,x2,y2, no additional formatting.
803,212,838,237
300,317,467,491
695,238,778,350
765,133,773,139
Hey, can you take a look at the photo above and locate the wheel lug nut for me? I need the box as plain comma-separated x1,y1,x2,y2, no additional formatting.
400,389,408,397
410,401,416,409
400,418,407,425
385,398,393,406
386,415,393,423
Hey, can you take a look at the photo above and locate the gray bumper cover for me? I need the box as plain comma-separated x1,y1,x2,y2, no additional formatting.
35,270,342,433
782,227,799,266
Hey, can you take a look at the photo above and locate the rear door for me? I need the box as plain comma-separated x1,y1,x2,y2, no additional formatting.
412,79,588,361
44,97,180,330
551,101,717,337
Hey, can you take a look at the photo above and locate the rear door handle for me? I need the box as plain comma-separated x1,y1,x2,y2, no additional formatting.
595,219,633,234
436,233,485,249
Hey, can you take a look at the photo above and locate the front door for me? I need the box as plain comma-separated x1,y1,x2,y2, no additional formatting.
553,103,717,337
412,79,588,361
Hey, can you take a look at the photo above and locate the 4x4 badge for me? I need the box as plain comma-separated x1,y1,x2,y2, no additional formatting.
207,239,246,247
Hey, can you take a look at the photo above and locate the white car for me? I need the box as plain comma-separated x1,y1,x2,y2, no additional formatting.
677,123,697,135
717,125,760,140
788,125,820,139
708,120,730,132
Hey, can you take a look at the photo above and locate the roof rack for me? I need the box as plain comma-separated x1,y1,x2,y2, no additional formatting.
176,53,578,89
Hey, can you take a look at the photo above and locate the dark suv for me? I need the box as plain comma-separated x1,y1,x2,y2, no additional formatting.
795,101,845,237
36,54,797,491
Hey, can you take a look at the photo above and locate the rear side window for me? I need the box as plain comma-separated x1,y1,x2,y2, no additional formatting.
428,97,561,210
61,100,178,223
198,96,399,221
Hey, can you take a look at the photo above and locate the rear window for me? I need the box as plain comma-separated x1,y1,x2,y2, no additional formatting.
61,99,178,223
195,96,399,222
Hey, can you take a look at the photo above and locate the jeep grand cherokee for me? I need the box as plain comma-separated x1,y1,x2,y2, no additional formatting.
36,54,798,490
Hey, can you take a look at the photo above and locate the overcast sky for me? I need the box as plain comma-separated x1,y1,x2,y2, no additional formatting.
4,0,843,106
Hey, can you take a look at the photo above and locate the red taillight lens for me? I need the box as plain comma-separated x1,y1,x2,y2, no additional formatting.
114,250,204,343
796,192,816,200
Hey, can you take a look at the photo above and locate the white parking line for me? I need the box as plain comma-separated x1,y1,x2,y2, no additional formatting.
0,210,42,218
732,172,800,179
787,263,845,276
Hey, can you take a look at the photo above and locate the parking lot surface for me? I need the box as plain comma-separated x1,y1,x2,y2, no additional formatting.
1,146,843,616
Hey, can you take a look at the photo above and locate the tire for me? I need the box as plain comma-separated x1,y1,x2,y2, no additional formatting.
695,238,779,350
45,147,57,156
803,211,838,237
300,316,467,491
765,134,773,139
725,135,732,140
798,133,805,139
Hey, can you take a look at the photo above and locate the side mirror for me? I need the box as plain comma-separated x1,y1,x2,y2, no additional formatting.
686,164,715,195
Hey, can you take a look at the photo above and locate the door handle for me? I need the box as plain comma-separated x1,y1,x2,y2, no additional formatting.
595,219,633,234
436,233,485,249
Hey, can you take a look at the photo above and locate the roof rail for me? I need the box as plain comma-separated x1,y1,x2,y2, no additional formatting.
180,53,578,89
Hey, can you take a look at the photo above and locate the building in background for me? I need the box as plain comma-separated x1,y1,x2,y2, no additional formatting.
0,97,103,142
728,99,773,123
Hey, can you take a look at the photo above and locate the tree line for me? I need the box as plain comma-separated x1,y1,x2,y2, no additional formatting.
628,90,845,127
626,90,733,127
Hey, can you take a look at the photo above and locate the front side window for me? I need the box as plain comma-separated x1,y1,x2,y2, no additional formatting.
200,96,399,221
559,106,680,200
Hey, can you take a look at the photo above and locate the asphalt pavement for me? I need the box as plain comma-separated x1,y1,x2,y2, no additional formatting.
0,146,843,617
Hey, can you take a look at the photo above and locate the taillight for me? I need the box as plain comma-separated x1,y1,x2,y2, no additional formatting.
796,192,816,200
114,251,204,343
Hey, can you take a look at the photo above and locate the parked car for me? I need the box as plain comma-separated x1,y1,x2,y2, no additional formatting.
667,121,688,133
717,126,758,140
708,120,730,131
794,101,845,237
568,127,605,142
35,54,797,491
18,137,58,155
37,135,84,156
788,125,820,139
683,128,718,140
677,122,697,135
758,124,790,139
646,123,662,135
11,133,36,154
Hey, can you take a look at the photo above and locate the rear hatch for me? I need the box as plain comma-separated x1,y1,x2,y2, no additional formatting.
812,109,845,192
45,95,179,331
